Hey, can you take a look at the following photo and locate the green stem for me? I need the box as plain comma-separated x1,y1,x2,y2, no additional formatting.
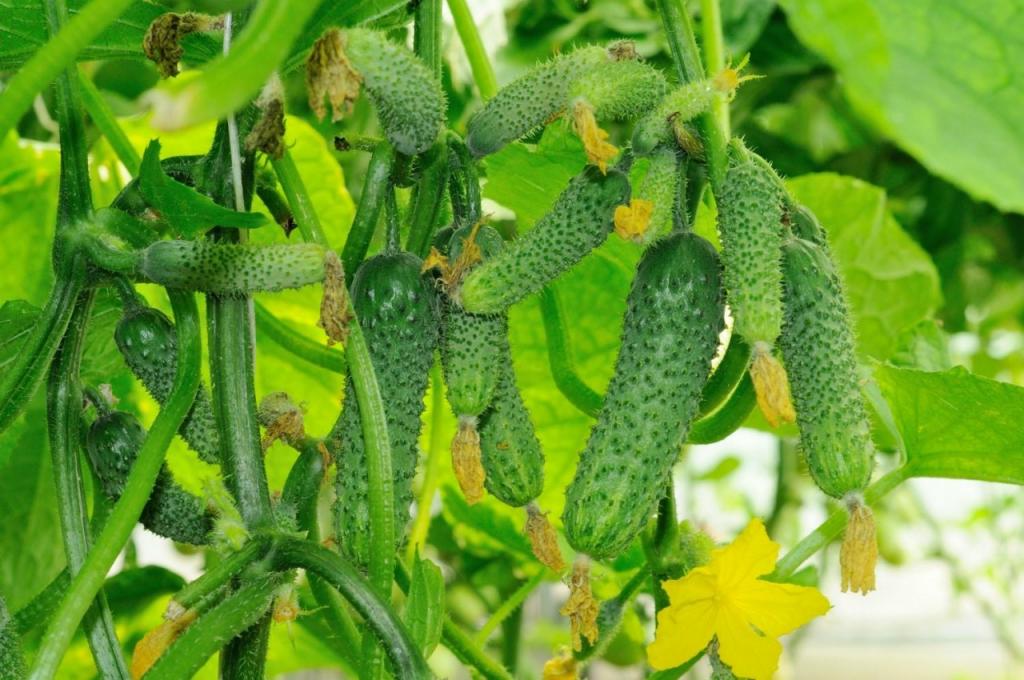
405,141,450,257
699,0,729,137
770,467,910,581
414,0,443,78
174,538,272,611
765,438,796,536
0,0,136,140
341,142,393,284
405,365,446,562
474,570,545,645
687,373,755,444
77,69,140,174
273,539,430,680
272,150,328,246
253,301,346,373
446,132,481,226
575,565,651,662
697,334,750,417
446,0,498,100
539,285,603,418
145,574,282,680
30,290,201,680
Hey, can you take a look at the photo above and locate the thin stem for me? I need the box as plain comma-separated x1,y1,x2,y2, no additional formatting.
271,150,328,246
384,184,401,252
539,285,603,418
765,438,795,536
770,467,911,581
446,0,498,100
474,570,544,645
341,142,393,285
76,69,140,174
0,0,136,140
30,290,202,680
406,365,447,562
697,333,750,417
253,301,346,373
687,373,755,444
699,0,729,139
174,538,272,611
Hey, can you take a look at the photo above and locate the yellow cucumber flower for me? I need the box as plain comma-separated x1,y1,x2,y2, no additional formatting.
648,519,829,680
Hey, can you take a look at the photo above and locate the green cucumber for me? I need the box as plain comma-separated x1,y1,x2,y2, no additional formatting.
138,240,327,294
85,410,213,545
632,79,719,155
568,59,668,123
0,596,25,680
115,303,221,465
458,166,630,314
618,146,679,244
465,45,609,157
327,251,439,569
789,202,829,248
779,238,874,499
563,231,724,560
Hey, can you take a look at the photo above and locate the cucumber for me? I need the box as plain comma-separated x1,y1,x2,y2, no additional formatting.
327,251,439,569
307,29,445,156
615,146,679,243
780,237,877,593
115,304,221,465
0,596,25,680
563,231,724,561
138,241,327,295
458,166,631,314
465,45,609,157
85,410,213,545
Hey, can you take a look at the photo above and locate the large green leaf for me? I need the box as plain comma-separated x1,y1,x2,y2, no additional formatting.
787,173,941,360
875,364,1024,486
779,0,1024,214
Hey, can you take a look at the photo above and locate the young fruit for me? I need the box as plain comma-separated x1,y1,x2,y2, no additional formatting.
716,155,794,427
0,595,25,680
465,45,610,157
779,236,876,593
115,304,221,465
614,146,679,244
327,250,439,570
307,28,445,156
458,166,631,314
85,410,213,545
138,240,328,295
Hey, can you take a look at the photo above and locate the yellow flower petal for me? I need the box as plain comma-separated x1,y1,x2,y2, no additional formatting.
647,597,717,670
715,603,782,680
732,579,831,637
708,519,779,590
661,567,717,606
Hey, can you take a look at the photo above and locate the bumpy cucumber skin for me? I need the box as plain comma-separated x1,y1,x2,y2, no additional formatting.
465,46,608,157
632,81,715,155
789,203,829,249
563,232,724,560
115,306,220,465
328,252,439,570
569,60,668,121
441,226,508,417
85,411,213,545
479,353,545,507
717,160,785,346
780,238,874,498
635,146,679,243
459,166,631,314
139,241,326,294
344,29,445,156
0,596,25,680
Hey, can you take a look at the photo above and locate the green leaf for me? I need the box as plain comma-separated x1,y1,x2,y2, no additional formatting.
875,364,1024,485
0,300,40,381
787,173,941,360
441,485,534,560
405,555,445,658
138,140,268,235
779,0,1024,214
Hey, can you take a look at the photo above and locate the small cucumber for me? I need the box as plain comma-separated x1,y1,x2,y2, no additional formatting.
85,410,213,545
568,59,668,123
563,231,724,560
458,166,630,314
465,45,609,157
138,241,327,294
115,304,220,465
0,595,25,680
328,251,439,569
615,146,679,243
779,238,874,499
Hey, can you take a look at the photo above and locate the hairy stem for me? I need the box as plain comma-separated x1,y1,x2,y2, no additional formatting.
272,150,328,246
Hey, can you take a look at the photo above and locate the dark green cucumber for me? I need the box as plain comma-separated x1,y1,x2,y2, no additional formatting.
465,45,609,157
779,238,874,498
440,225,507,418
478,353,545,507
0,596,25,680
458,166,630,314
563,231,724,560
85,410,213,545
716,158,786,347
115,304,220,465
328,251,439,569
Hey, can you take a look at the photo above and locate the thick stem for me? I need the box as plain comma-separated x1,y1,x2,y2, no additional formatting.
405,141,450,257
272,150,328,246
414,0,443,78
446,0,498,100
697,333,751,417
253,301,346,373
77,69,140,174
341,142,393,285
174,538,272,611
687,373,755,444
30,291,202,680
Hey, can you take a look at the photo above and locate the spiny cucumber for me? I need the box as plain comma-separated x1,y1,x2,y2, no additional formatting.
115,303,221,465
779,236,876,593
327,251,439,570
458,166,630,314
138,240,327,294
0,595,25,680
615,146,679,244
85,410,213,545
